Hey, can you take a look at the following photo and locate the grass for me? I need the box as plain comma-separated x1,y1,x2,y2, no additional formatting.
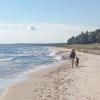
55,43,100,55
65,43,100,50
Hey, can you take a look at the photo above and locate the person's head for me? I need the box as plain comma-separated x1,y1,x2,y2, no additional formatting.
71,48,75,51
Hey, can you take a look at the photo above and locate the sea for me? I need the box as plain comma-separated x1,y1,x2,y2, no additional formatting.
0,44,68,95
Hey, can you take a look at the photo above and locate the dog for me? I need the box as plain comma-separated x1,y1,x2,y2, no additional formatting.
75,56,79,68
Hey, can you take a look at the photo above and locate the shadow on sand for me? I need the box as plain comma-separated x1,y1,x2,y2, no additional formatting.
78,65,86,68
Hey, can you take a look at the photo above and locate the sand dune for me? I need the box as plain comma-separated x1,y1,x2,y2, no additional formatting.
0,49,100,100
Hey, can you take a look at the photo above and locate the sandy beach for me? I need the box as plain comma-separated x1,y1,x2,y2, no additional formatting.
0,48,100,100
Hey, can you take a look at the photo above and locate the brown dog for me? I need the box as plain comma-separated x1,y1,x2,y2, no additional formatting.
75,56,79,67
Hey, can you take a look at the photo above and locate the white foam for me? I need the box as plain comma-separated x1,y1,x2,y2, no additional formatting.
49,51,56,56
0,57,14,62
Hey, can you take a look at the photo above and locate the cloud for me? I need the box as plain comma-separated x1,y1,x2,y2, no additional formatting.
28,25,36,31
0,24,36,32
0,23,99,43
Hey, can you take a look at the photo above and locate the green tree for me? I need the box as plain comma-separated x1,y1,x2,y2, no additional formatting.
67,29,100,44
88,32,96,43
67,36,76,44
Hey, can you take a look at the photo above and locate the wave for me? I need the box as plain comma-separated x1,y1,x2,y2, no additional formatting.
48,50,63,61
0,57,14,62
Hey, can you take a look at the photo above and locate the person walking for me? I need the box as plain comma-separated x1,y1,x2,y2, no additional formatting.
69,48,76,68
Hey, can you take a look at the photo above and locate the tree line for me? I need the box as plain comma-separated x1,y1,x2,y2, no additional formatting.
67,29,100,45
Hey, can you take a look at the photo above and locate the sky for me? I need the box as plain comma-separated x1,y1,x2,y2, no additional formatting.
0,0,100,43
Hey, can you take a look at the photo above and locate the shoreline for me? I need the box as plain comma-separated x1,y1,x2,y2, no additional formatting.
0,47,67,97
1,48,100,100
0,47,70,99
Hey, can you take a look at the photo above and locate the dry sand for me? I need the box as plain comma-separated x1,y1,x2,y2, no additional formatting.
0,48,100,100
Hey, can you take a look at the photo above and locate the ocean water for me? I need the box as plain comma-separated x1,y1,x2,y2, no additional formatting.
0,44,66,95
